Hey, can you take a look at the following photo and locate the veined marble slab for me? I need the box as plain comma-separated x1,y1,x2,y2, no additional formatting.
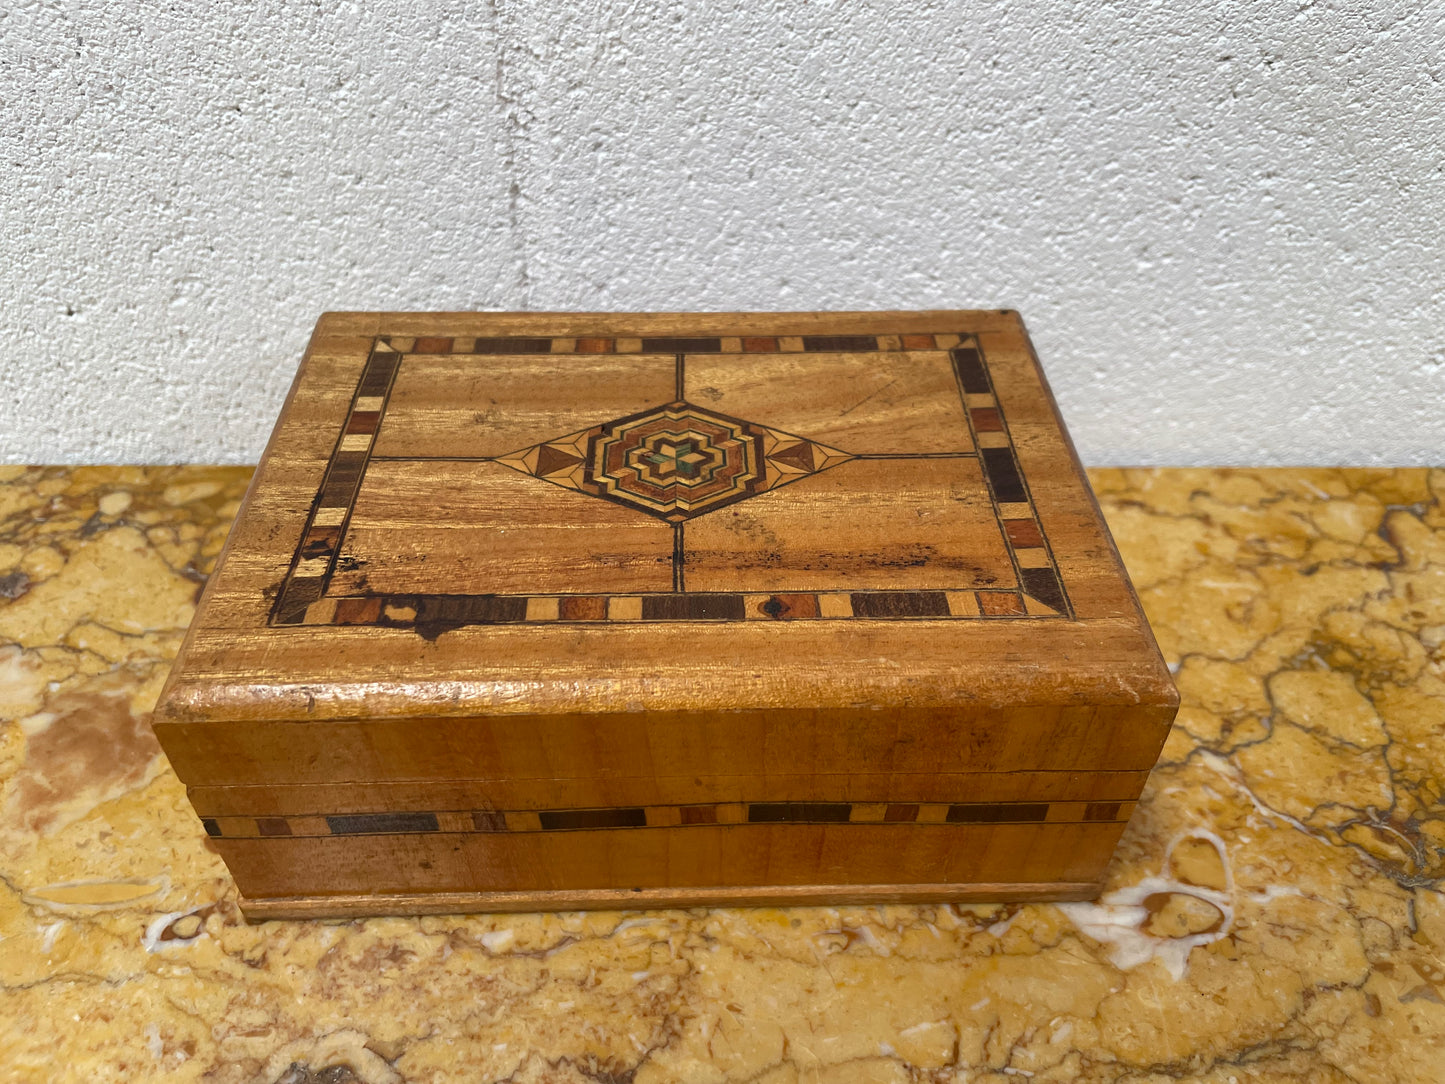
0,465,1442,1082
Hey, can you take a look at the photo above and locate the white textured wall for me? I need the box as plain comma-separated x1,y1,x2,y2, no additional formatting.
3,1,1442,465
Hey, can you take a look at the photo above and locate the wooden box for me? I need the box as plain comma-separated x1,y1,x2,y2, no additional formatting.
153,311,1177,919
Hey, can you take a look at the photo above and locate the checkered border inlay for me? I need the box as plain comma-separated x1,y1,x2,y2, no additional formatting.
270,332,1072,628
201,798,1134,839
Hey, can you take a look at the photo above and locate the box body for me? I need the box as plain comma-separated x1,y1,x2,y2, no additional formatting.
154,311,1177,918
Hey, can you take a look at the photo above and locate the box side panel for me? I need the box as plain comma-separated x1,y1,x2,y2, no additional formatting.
154,703,1177,790
212,819,1128,900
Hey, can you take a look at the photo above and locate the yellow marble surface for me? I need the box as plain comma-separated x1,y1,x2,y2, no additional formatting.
1,465,1443,1083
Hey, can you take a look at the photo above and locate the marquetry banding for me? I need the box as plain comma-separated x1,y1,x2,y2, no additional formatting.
271,340,406,625
269,331,1073,628
364,334,973,357
315,589,1058,628
198,798,1138,839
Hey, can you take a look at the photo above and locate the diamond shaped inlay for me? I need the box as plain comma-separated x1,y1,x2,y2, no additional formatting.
495,401,853,522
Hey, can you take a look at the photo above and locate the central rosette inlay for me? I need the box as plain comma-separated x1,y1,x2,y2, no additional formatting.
494,400,853,523
587,403,766,522
636,436,719,483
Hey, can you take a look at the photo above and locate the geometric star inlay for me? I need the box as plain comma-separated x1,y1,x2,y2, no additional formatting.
495,401,853,523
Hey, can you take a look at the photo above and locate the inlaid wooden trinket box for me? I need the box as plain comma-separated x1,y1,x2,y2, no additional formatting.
153,311,1178,919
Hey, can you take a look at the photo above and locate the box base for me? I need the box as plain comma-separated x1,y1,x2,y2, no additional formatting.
238,880,1103,921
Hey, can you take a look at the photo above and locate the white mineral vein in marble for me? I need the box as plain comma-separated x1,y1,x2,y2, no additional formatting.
1059,829,1234,981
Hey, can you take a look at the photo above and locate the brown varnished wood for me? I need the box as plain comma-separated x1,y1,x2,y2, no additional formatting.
333,459,676,596
153,310,1178,915
188,769,1150,817
683,457,1012,593
215,819,1125,899
374,350,678,459
158,704,1175,789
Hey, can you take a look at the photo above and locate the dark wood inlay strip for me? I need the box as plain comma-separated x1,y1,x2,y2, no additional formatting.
539,808,648,831
641,593,746,621
199,798,1136,839
950,346,991,394
802,335,879,352
327,812,440,835
981,448,1027,505
643,337,722,353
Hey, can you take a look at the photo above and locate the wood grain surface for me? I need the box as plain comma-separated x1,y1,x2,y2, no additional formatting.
214,819,1124,899
152,310,1178,915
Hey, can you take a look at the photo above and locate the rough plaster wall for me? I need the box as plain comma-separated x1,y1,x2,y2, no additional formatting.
2,1,1442,465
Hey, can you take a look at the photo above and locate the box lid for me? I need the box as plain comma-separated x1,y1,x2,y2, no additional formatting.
155,311,1175,735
